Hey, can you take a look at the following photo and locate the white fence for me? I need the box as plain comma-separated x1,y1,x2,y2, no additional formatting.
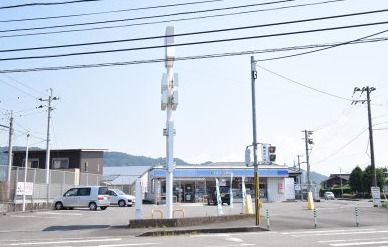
0,165,102,204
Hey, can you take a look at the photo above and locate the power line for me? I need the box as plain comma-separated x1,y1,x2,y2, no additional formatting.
1,7,385,54
0,78,38,98
2,74,48,96
0,0,301,33
0,0,103,10
258,65,353,102
1,21,388,62
0,0,231,23
257,28,388,62
0,0,347,39
314,127,368,164
1,35,387,73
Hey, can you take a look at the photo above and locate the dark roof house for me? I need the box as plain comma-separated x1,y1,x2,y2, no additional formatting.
13,149,105,175
321,173,350,189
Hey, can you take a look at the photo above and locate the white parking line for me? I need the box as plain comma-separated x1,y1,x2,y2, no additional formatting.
7,238,122,246
35,212,83,216
282,229,377,235
320,237,388,243
9,215,59,219
93,244,157,247
293,230,388,237
330,240,388,246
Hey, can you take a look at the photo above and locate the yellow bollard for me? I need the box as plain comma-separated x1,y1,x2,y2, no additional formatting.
151,209,163,219
307,192,315,210
244,194,254,214
173,208,185,218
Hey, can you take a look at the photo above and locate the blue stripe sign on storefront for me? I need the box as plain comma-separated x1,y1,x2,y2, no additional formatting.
150,168,288,178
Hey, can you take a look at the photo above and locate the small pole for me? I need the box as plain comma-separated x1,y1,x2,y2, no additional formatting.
22,133,30,212
355,207,359,227
266,209,270,230
313,208,317,228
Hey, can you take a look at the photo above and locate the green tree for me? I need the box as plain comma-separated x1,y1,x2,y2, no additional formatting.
362,166,386,192
349,166,363,193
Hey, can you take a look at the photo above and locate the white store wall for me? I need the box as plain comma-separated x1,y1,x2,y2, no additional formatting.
267,177,286,202
285,178,295,200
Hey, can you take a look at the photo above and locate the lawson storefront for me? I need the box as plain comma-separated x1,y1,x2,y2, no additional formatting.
146,163,289,203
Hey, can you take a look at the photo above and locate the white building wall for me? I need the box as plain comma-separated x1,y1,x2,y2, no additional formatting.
285,177,295,200
267,177,286,202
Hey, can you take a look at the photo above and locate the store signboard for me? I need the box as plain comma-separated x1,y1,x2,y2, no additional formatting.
371,186,381,207
151,168,288,178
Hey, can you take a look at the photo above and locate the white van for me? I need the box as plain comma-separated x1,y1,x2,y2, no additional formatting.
54,186,110,210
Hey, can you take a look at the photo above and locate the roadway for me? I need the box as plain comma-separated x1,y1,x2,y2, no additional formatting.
0,199,387,247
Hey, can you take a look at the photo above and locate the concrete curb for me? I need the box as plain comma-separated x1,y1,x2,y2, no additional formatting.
137,225,269,237
129,214,254,228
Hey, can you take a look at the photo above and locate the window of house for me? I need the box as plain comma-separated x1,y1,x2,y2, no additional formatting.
30,159,39,168
22,159,39,168
51,158,69,169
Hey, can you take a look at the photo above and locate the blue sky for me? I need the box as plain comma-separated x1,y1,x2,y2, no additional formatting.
0,0,388,176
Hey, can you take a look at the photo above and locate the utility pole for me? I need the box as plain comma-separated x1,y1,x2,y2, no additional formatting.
161,26,178,219
297,154,303,200
7,111,13,186
352,86,377,187
39,88,59,204
302,130,313,192
250,56,260,226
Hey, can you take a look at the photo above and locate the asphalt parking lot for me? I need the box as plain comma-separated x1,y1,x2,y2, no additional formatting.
0,199,387,241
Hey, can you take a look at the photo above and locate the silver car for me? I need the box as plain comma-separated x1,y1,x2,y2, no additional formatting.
108,189,135,207
324,191,335,200
54,186,110,210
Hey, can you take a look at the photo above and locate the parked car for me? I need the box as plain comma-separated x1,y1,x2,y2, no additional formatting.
107,189,135,207
54,186,110,211
324,191,335,200
207,186,230,205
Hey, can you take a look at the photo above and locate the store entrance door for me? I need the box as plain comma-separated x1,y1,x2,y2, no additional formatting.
183,183,194,202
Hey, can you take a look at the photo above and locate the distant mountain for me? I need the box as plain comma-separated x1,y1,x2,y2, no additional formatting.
103,151,193,167
310,171,328,184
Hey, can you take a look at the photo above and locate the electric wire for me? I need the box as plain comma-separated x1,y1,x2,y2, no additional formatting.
0,0,244,23
2,21,388,62
0,7,385,54
2,74,48,96
257,67,354,102
315,128,368,164
0,0,298,33
0,79,38,99
1,35,387,73
0,0,347,39
257,29,388,62
0,0,103,10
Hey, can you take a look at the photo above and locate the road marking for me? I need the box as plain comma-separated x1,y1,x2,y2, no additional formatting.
8,215,59,219
330,240,388,246
7,238,122,246
320,237,388,243
204,244,255,247
35,212,83,216
282,229,377,235
292,230,388,237
226,237,244,242
95,244,157,247
0,236,114,243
